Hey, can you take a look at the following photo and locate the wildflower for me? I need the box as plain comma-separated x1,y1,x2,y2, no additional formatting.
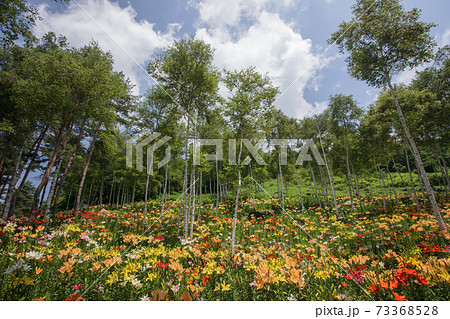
345,268,365,284
380,280,389,289
106,272,119,285
25,251,45,260
146,273,158,282
23,277,34,286
416,276,428,286
72,284,82,291
3,260,31,275
64,292,84,301
221,283,232,291
131,279,142,288
314,270,331,280
392,291,408,301
390,280,399,289
367,285,379,293
4,222,17,233
201,275,211,285
214,282,232,291
123,273,136,282
170,284,180,293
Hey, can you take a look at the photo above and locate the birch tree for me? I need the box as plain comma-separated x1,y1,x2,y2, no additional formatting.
329,0,447,230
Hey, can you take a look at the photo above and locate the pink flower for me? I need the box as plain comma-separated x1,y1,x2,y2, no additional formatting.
72,284,82,291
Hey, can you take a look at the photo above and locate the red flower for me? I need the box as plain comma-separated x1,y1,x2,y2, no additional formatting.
380,280,389,289
64,292,84,301
389,280,399,289
405,268,417,276
367,285,378,293
201,275,211,285
417,276,428,286
155,261,169,269
392,291,408,301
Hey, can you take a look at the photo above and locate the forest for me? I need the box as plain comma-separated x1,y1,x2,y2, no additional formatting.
0,0,449,301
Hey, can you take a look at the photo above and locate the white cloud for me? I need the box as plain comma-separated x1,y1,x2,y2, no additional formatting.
193,0,327,119
394,67,419,85
34,0,177,95
395,28,450,86
310,101,329,117
440,28,450,46
33,0,327,119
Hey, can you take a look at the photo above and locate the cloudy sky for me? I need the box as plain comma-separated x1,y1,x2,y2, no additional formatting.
29,0,450,119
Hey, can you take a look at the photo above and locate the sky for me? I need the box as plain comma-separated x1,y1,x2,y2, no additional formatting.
28,0,450,120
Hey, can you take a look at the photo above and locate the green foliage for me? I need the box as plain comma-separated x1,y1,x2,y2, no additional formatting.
0,0,37,48
329,0,436,87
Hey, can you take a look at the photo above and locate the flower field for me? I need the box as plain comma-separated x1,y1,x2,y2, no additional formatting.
1,195,449,301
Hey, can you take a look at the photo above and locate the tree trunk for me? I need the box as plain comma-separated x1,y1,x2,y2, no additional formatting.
161,162,169,214
386,77,446,231
197,169,202,222
116,184,121,209
189,171,197,239
317,128,339,216
74,125,100,212
39,180,48,211
249,162,257,210
278,149,285,213
415,157,427,205
87,181,94,207
177,119,190,237
309,162,321,208
31,123,66,214
405,147,421,212
44,158,63,219
0,155,5,179
185,121,197,238
344,133,354,213
379,165,389,200
374,156,387,211
143,173,150,225
215,160,220,216
0,175,8,201
392,154,421,211
386,165,399,207
185,168,194,237
99,177,104,208
65,188,72,211
433,149,448,193
231,132,244,253
1,146,24,219
294,161,304,210
351,163,360,199
9,127,48,216
436,145,450,194
187,152,196,238
319,166,329,208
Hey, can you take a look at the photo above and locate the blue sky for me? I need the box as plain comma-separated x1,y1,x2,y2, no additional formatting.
29,0,450,119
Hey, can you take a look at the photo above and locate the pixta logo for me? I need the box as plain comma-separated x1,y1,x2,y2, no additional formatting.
193,138,324,166
126,135,324,174
126,132,172,175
